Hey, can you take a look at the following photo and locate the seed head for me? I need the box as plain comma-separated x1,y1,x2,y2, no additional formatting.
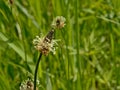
51,16,66,29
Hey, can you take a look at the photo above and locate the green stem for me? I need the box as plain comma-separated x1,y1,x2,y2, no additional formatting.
34,53,42,90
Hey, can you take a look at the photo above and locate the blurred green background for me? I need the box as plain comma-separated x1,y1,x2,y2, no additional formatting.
0,0,120,90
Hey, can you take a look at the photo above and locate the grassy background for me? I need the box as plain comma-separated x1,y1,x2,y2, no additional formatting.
0,0,120,90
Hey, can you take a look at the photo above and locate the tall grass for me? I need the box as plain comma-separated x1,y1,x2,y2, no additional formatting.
0,0,120,90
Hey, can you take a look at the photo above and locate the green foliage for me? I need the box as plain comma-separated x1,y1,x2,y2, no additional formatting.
0,0,120,90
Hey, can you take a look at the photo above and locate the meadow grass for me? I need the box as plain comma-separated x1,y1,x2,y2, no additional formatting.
0,0,120,90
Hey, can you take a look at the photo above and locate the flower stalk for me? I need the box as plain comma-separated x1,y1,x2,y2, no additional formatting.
33,16,66,90
34,53,42,90
33,29,55,90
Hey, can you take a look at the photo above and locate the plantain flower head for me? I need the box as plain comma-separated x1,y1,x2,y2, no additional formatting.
33,30,57,55
20,79,39,90
51,16,66,29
